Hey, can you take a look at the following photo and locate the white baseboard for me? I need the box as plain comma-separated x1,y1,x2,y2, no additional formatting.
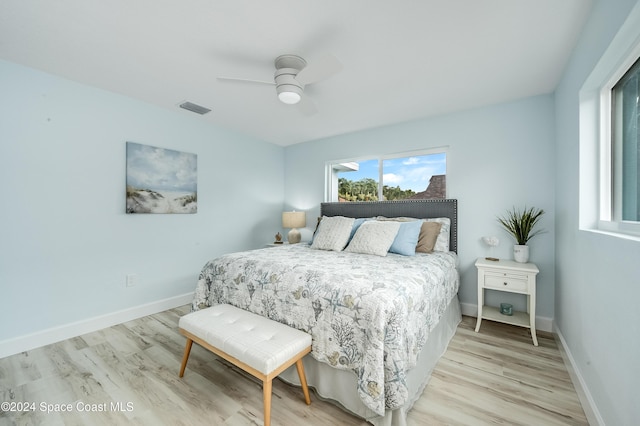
460,302,477,318
460,302,553,332
0,292,194,359
554,326,603,426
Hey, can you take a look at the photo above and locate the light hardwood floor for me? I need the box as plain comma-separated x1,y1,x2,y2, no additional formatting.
0,306,587,425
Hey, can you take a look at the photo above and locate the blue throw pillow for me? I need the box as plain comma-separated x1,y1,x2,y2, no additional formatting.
389,220,422,256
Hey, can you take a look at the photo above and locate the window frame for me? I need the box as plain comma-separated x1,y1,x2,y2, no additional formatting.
598,40,640,236
324,147,448,203
579,1,640,240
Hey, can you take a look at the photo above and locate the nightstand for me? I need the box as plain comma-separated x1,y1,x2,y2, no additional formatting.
265,242,289,248
474,257,540,346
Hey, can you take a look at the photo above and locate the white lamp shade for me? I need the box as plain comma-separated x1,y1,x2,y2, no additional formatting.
282,211,306,229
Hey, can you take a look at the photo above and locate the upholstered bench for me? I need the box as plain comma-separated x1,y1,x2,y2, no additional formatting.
178,304,312,426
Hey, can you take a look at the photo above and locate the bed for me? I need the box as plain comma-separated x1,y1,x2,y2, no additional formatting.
191,199,461,426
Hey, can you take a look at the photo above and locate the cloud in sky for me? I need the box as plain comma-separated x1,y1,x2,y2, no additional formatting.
402,157,421,165
126,142,197,192
383,173,403,185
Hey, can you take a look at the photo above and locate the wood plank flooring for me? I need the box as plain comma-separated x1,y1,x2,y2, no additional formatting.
0,306,587,425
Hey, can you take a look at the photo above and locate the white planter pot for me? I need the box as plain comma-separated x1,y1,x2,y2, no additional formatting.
513,245,529,263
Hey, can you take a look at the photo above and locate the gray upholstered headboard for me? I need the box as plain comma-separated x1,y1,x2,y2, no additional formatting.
320,199,458,253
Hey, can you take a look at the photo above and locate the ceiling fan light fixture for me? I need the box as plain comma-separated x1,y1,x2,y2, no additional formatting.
276,84,302,105
278,90,301,105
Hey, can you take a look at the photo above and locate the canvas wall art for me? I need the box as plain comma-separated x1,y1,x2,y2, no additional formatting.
126,142,197,214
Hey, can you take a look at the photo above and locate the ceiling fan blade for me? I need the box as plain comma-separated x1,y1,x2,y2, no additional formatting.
295,53,342,85
296,95,317,116
217,76,274,86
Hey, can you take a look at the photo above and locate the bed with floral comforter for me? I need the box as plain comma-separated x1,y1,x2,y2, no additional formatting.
191,243,459,417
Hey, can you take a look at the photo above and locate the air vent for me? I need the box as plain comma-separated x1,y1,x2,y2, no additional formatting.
179,101,211,115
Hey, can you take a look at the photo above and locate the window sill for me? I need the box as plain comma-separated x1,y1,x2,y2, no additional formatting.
582,227,640,243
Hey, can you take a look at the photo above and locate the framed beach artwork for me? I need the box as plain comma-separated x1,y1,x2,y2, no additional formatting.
126,142,197,214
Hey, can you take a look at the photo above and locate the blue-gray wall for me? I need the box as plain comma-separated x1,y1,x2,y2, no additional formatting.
0,59,284,343
2,0,639,420
284,95,556,321
554,0,640,424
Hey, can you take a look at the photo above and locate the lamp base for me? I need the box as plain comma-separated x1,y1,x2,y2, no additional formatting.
287,228,301,244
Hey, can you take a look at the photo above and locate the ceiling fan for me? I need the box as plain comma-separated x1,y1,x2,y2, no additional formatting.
217,54,342,114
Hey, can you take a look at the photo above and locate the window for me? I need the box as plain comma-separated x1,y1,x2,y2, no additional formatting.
598,45,640,236
579,1,640,238
326,150,447,202
612,56,640,222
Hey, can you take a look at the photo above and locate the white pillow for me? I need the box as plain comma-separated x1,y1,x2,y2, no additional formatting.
344,220,401,256
310,216,355,251
425,217,451,252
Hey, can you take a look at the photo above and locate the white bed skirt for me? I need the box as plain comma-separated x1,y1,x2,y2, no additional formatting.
279,294,462,426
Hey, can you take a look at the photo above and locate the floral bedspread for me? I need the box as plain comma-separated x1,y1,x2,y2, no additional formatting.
191,244,459,416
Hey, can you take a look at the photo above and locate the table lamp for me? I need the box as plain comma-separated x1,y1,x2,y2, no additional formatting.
282,211,306,244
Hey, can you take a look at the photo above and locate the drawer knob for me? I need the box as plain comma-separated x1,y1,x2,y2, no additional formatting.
503,282,508,286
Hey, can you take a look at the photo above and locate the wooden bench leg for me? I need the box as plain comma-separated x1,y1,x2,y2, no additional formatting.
263,378,272,426
179,338,193,378
295,358,311,405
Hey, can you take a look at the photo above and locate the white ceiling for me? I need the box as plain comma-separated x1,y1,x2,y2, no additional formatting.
0,0,593,146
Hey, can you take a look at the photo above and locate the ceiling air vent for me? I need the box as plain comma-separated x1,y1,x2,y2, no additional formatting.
179,101,211,115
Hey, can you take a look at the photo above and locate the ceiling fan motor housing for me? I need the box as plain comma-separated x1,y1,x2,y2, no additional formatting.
275,68,303,104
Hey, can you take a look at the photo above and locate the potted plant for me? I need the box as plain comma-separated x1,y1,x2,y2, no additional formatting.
497,206,545,263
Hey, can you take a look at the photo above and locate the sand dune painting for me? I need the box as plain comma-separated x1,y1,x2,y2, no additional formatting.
126,142,197,214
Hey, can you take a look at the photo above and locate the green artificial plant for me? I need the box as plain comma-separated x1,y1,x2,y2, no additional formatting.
497,206,545,245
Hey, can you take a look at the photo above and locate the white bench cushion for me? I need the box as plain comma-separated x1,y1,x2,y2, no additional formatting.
179,304,312,375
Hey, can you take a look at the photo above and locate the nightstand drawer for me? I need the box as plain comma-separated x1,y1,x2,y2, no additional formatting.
484,272,528,292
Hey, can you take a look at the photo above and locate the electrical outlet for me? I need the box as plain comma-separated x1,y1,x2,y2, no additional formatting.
126,274,138,287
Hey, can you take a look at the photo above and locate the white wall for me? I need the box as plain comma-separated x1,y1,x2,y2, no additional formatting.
284,95,556,320
0,60,285,352
554,0,640,424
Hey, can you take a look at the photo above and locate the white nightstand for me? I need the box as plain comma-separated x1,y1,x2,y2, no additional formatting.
474,257,540,346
